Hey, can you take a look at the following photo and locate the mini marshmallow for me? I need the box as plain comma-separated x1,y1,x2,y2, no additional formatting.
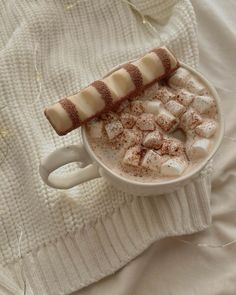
180,108,202,131
186,78,205,95
105,120,124,140
161,139,185,156
154,87,175,104
130,101,145,116
192,95,215,114
161,157,187,176
122,129,143,148
142,130,163,149
165,100,186,117
123,145,141,167
141,150,164,171
136,113,156,131
195,120,217,138
143,100,163,115
175,90,195,106
156,110,179,132
88,120,104,139
186,138,211,159
168,68,191,89
120,113,137,128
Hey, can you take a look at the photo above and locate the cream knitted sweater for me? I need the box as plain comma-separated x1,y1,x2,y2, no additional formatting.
0,1,211,294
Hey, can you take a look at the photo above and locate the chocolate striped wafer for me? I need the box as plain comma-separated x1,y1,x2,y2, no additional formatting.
45,46,179,135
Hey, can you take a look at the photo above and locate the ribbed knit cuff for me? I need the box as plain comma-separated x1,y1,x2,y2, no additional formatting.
3,173,211,295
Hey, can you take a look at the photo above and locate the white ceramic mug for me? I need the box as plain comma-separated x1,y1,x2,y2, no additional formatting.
39,63,224,196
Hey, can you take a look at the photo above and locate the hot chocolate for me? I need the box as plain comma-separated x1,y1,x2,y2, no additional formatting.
86,66,218,183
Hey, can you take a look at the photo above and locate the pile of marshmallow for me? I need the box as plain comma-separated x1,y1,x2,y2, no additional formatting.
88,67,218,177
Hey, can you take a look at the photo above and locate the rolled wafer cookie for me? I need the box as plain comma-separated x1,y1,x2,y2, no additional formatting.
45,46,180,135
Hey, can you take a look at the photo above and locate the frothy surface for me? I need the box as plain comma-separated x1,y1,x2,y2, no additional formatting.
86,67,219,183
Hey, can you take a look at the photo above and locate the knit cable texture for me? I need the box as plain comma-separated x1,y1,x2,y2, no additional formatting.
0,0,209,294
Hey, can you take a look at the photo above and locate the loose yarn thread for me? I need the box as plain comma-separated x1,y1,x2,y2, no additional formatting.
33,42,42,107
0,129,8,167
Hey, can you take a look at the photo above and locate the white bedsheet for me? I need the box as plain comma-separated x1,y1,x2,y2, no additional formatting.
73,1,236,294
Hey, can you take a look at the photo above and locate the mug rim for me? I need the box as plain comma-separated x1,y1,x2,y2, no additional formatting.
82,62,224,187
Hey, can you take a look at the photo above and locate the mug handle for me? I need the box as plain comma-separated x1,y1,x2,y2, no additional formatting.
39,144,100,189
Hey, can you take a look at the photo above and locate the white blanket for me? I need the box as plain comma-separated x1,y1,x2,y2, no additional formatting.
73,1,236,294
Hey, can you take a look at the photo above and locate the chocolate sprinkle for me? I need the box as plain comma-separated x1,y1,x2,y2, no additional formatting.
91,80,113,109
122,63,143,92
152,48,171,75
59,98,81,128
